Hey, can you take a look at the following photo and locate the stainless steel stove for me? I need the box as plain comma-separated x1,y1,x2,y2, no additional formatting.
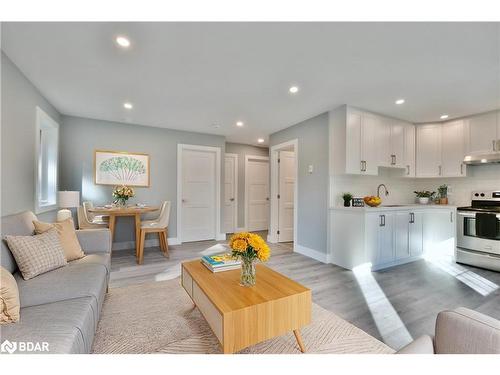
456,191,500,271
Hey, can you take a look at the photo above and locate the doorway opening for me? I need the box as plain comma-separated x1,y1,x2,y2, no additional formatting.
269,139,298,246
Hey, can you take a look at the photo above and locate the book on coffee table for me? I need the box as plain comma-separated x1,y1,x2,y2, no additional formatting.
201,254,241,273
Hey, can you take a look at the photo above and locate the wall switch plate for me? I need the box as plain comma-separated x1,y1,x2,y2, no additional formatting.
308,165,314,174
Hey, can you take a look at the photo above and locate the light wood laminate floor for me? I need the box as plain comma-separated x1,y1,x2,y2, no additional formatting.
109,232,500,350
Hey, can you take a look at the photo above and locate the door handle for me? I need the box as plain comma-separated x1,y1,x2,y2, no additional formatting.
266,197,270,201
229,198,235,201
379,215,385,227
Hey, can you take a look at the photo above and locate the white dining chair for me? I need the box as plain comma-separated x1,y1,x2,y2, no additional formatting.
77,202,109,229
137,201,171,264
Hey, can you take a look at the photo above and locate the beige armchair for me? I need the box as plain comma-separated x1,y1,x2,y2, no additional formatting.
397,307,500,354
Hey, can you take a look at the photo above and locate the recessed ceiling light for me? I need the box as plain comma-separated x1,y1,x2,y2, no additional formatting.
116,36,131,48
440,114,449,119
257,138,265,143
123,102,133,109
236,121,244,127
395,99,405,105
289,86,299,94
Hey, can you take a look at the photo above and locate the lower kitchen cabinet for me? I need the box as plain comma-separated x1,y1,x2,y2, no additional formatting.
330,207,456,271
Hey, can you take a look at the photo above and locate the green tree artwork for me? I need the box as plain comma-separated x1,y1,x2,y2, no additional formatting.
99,156,147,183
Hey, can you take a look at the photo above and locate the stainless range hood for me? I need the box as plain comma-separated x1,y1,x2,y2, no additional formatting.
464,152,500,165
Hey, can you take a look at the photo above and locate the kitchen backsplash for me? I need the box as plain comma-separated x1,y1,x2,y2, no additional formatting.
331,164,500,207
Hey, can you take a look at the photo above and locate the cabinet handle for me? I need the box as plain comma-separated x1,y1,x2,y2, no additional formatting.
438,165,442,176
493,140,497,151
409,212,415,224
393,155,397,165
406,165,410,175
379,214,385,227
450,212,453,223
460,163,464,175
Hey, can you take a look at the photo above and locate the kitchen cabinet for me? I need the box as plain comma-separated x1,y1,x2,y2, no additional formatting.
416,124,442,177
403,124,416,177
330,206,456,271
379,119,407,169
441,120,466,177
345,109,379,175
465,111,498,155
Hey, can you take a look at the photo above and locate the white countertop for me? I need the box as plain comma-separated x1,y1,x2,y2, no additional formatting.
331,204,458,212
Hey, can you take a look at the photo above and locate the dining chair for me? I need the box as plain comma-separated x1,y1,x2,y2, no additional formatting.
77,202,109,229
137,201,171,264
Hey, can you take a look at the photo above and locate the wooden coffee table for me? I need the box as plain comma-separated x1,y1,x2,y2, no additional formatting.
181,260,311,354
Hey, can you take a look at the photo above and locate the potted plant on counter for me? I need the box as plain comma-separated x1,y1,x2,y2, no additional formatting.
342,193,353,207
438,184,448,205
414,190,436,205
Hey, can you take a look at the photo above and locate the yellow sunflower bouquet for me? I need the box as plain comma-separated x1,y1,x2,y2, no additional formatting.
229,232,270,286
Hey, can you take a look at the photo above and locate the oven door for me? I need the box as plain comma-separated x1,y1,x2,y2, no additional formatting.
457,211,500,255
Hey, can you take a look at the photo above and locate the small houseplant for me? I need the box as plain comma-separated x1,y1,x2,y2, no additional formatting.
414,190,436,205
112,185,135,206
438,184,448,205
229,232,270,286
342,193,353,207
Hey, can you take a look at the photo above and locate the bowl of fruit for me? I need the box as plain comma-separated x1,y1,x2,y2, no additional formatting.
363,196,382,207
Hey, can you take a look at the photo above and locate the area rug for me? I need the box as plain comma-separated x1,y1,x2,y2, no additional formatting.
92,278,394,354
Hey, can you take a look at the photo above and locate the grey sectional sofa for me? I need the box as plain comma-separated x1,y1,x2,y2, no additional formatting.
1,211,111,354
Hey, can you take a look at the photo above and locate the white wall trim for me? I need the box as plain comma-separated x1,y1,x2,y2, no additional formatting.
244,154,270,232
112,237,180,251
177,144,221,244
224,153,238,234
294,243,330,264
269,139,298,245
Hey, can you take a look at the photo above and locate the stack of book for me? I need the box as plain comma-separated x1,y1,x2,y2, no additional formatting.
201,253,241,273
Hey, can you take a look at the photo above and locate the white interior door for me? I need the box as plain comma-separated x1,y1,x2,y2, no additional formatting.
181,148,216,242
224,154,237,233
278,151,295,242
246,157,269,232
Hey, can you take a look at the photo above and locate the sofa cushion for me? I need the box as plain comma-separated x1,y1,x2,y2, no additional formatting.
1,211,37,273
15,258,107,313
33,218,85,261
69,253,111,275
1,266,20,324
0,297,97,354
4,229,67,280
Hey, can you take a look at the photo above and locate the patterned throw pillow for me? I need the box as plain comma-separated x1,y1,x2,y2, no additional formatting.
4,229,67,280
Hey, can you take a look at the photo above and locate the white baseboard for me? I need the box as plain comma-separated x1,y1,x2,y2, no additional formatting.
294,243,330,264
112,237,180,251
216,233,227,241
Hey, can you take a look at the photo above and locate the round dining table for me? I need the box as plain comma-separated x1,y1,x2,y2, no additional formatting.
87,205,159,256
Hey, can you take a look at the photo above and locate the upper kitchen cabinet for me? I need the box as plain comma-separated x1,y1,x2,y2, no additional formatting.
330,105,413,176
334,106,380,175
416,120,466,178
416,124,442,177
464,111,499,155
441,120,466,177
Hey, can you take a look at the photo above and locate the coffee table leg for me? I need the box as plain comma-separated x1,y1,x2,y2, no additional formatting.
293,329,306,353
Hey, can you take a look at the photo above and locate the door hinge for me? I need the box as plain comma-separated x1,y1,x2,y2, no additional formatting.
277,194,280,199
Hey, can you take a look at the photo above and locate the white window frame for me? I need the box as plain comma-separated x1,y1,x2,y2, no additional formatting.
34,107,59,214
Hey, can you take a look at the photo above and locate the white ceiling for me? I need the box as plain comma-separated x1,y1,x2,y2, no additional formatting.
2,22,499,146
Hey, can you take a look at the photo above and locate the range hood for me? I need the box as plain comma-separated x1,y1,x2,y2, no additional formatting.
464,152,500,165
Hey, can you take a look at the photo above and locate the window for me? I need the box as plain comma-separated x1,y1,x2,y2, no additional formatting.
35,107,59,213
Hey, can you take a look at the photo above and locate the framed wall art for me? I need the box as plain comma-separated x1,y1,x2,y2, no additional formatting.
94,150,150,187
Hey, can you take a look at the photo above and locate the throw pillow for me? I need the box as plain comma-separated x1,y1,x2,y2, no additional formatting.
4,229,67,280
33,218,85,261
0,266,20,324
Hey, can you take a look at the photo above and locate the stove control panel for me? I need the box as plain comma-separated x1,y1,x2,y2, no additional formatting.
471,191,500,201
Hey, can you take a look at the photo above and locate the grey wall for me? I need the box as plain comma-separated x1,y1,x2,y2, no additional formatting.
269,113,329,253
59,115,226,243
225,142,268,228
1,52,60,221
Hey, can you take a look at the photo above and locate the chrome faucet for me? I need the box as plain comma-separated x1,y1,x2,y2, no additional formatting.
377,184,389,198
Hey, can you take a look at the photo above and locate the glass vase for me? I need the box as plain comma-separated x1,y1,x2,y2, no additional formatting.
240,258,256,287
114,198,127,207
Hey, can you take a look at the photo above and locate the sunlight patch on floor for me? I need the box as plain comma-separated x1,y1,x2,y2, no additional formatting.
423,243,499,297
353,263,413,349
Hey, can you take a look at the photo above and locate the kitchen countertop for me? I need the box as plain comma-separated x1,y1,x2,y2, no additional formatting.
331,204,458,212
